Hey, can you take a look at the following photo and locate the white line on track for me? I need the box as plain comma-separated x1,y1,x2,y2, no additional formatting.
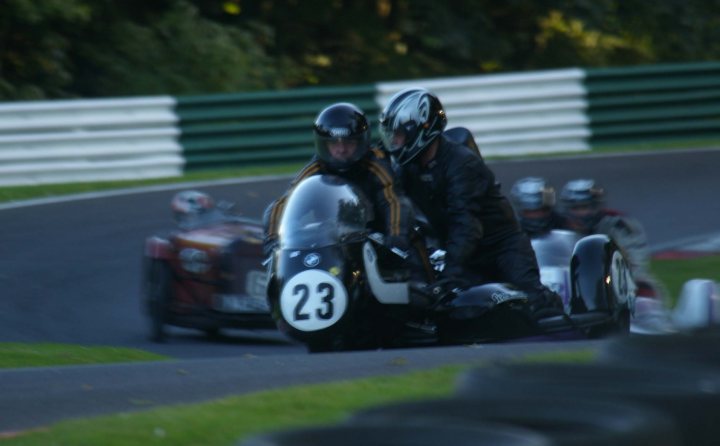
0,174,293,211
650,231,720,254
1,146,717,211
498,146,720,163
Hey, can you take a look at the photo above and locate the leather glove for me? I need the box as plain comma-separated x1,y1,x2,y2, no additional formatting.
408,279,460,309
423,277,470,303
437,263,473,287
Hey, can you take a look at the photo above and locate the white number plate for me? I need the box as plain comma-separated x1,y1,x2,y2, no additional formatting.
280,269,348,332
245,270,268,300
214,294,270,314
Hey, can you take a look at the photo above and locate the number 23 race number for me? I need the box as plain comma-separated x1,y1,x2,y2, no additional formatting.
280,270,348,331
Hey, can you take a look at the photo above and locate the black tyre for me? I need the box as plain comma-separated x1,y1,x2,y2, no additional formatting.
237,423,552,446
146,259,172,343
203,327,221,339
456,361,720,446
585,308,630,338
305,335,345,353
346,396,680,446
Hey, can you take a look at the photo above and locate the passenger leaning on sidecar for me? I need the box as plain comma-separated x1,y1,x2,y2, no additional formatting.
559,179,664,299
263,102,417,268
379,88,564,319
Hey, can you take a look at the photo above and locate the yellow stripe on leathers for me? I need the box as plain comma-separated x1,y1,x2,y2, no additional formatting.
364,157,401,237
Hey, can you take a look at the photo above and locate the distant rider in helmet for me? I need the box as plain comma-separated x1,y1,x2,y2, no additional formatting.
559,179,650,272
379,88,564,319
264,102,415,264
171,190,216,227
559,178,659,297
510,177,566,238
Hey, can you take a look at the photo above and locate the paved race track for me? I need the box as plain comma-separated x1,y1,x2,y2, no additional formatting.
1,148,719,432
2,149,719,358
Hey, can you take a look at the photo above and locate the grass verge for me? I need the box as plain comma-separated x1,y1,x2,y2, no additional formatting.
2,365,466,445
0,343,168,369
650,254,720,305
0,348,600,446
0,163,303,204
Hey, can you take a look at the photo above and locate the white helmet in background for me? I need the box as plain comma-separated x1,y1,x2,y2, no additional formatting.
171,190,215,224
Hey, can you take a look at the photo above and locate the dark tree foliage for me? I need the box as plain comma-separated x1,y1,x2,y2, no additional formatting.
0,0,91,99
1,0,719,100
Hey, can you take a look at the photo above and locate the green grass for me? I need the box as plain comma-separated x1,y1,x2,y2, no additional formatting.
1,365,466,445
0,162,303,204
0,350,599,445
651,254,720,305
0,343,168,368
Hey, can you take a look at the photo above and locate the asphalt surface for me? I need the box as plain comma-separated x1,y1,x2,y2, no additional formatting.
1,148,720,433
0,340,601,432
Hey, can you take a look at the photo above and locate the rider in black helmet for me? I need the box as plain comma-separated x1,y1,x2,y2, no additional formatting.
313,102,372,171
380,88,564,319
264,102,415,263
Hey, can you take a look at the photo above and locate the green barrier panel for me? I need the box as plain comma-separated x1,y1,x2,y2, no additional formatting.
590,103,720,124
589,89,720,108
177,85,378,170
586,62,720,146
585,61,720,77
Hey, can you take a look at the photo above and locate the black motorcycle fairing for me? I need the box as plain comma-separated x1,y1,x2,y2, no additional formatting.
570,234,634,315
271,243,410,351
435,283,536,343
270,174,412,350
270,244,359,337
524,231,632,337
278,175,373,250
441,283,528,319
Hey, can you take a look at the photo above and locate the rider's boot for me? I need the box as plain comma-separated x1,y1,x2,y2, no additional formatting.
527,286,565,321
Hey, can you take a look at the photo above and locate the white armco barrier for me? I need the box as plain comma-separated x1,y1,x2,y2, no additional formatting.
0,97,183,186
376,68,591,156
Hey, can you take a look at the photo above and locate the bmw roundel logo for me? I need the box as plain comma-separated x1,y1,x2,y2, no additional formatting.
303,253,321,268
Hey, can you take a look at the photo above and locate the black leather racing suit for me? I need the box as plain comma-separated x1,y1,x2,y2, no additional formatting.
399,134,558,310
